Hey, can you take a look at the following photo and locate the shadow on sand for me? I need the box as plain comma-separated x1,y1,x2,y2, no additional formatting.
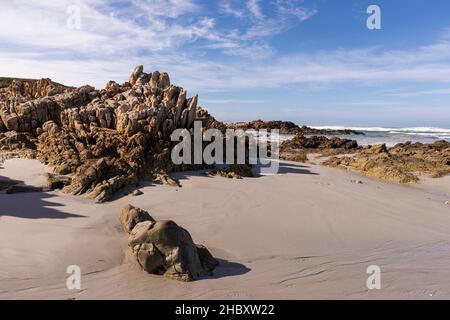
198,258,251,281
169,161,319,184
0,175,86,220
58,161,319,203
275,162,319,175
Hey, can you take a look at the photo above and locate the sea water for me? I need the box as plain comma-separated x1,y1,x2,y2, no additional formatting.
310,126,450,147
251,127,450,147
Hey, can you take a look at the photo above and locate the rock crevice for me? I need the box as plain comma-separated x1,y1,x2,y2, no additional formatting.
0,66,224,202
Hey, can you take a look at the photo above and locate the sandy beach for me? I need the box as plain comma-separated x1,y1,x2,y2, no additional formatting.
1,157,450,300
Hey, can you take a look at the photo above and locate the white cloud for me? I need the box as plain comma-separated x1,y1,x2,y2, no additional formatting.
0,0,317,66
247,0,264,20
275,0,317,22
0,0,210,55
0,0,450,97
219,0,245,18
130,0,200,18
219,0,317,41
3,38,450,93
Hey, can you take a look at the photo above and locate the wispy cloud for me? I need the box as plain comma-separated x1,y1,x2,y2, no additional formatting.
0,0,211,55
1,0,450,96
247,0,264,20
2,35,450,92
130,0,200,18
219,0,245,18
384,88,450,98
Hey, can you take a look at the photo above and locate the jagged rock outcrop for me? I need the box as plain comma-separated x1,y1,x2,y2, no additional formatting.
119,205,218,281
0,78,65,98
297,126,364,136
227,121,364,135
282,134,359,150
196,107,227,132
228,120,300,134
280,134,359,162
0,66,218,202
43,172,71,190
324,141,450,183
0,132,36,151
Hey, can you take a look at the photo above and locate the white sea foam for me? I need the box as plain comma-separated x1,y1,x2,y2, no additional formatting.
312,126,450,134
308,126,450,147
251,126,450,147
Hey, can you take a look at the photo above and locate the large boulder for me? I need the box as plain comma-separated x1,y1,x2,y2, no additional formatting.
120,205,218,282
119,204,155,234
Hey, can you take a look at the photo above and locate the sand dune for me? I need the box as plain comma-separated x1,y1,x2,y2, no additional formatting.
1,158,450,299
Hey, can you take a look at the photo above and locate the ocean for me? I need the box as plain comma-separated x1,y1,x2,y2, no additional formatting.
278,127,450,147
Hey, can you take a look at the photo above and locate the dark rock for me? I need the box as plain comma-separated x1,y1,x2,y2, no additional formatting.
44,172,71,190
280,133,359,161
228,120,300,134
6,185,47,194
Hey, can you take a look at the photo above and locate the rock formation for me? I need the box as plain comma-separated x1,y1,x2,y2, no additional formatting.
228,120,301,134
280,134,360,162
2,66,446,193
282,134,359,150
0,66,229,202
228,120,364,135
119,205,218,281
297,126,365,136
0,78,65,98
206,164,254,179
324,141,450,183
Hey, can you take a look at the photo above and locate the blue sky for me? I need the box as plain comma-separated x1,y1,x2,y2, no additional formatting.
1,0,450,127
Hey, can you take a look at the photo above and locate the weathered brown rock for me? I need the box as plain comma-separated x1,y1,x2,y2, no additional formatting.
280,133,359,162
228,120,300,134
0,132,36,151
0,66,225,202
227,121,364,135
44,172,71,190
324,141,450,183
195,107,227,132
0,78,65,98
128,65,144,86
297,126,364,136
207,164,254,179
119,204,155,234
281,134,358,151
5,185,48,194
196,244,219,273
120,205,218,281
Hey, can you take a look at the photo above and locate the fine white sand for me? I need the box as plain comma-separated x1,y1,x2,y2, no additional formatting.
1,158,450,300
